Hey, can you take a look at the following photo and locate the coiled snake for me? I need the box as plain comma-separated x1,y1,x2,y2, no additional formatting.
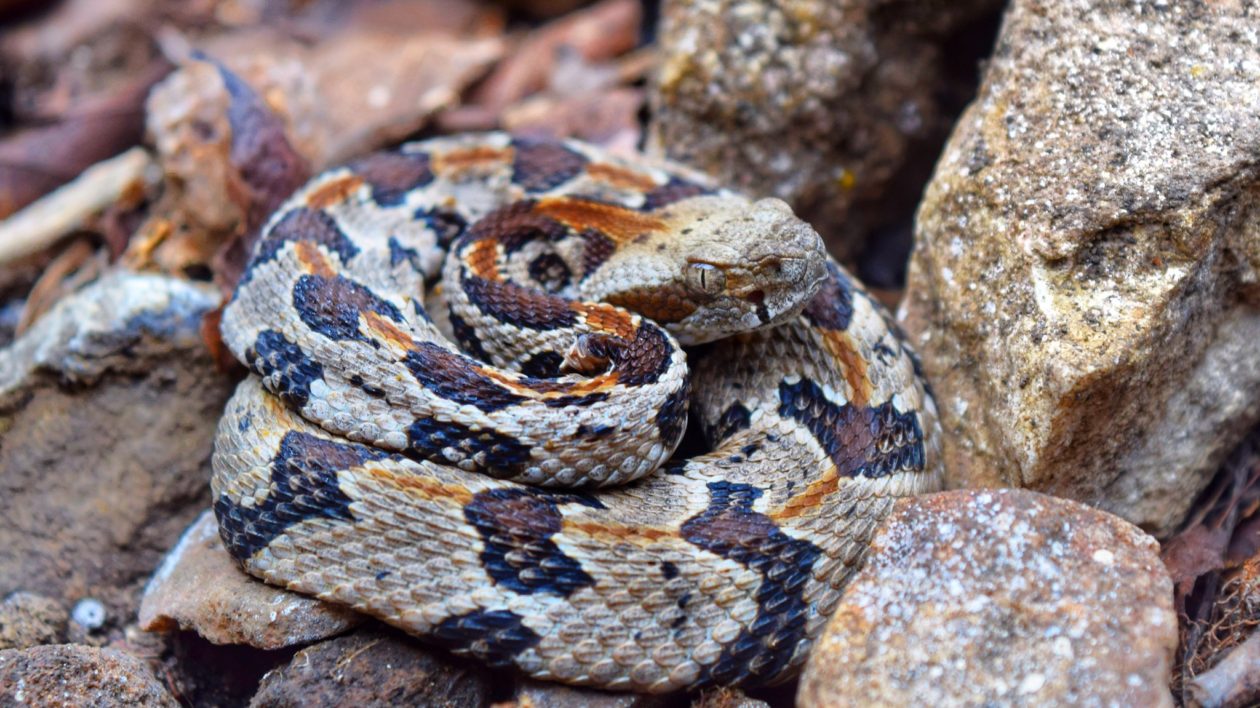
211,133,942,693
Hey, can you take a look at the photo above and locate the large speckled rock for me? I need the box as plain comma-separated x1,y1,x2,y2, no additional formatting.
798,489,1176,706
0,644,177,706
0,272,233,626
140,510,362,649
648,0,1000,257
901,0,1260,535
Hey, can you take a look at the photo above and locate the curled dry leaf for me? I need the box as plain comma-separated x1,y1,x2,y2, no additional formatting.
501,87,645,154
0,62,167,219
471,0,643,113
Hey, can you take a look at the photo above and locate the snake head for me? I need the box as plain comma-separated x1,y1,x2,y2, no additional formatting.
639,196,829,345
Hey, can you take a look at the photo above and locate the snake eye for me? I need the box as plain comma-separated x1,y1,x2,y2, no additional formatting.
685,262,726,295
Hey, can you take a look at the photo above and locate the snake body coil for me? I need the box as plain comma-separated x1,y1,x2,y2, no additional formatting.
211,133,942,693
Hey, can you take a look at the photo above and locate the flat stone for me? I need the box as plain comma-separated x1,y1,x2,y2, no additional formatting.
900,0,1260,536
249,629,493,707
0,272,233,627
140,510,361,650
798,489,1177,707
0,644,176,706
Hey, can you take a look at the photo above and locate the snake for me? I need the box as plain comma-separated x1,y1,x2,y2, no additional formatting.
210,132,943,693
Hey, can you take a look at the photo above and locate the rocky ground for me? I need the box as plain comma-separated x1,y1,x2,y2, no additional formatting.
0,0,1258,706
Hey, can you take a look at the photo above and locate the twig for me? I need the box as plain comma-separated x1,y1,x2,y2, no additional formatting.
1189,630,1260,708
0,147,159,266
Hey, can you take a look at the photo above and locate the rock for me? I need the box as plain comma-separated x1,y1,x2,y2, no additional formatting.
140,510,361,649
901,0,1260,535
504,679,672,707
0,272,233,625
797,489,1177,707
0,592,67,650
249,629,494,707
648,0,1000,257
0,644,176,706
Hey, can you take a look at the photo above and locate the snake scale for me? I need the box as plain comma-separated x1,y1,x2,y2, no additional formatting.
211,132,943,693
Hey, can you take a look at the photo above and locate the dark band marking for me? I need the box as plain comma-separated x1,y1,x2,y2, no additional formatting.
348,374,387,399
250,207,359,280
655,376,690,450
681,481,822,688
707,402,752,443
403,342,527,413
245,329,325,409
463,202,570,256
430,610,541,667
527,252,572,292
642,176,714,211
388,237,423,273
660,560,680,580
215,431,387,560
447,310,492,361
802,261,854,332
293,274,405,343
347,151,435,206
511,137,589,192
416,207,469,250
578,228,616,276
540,392,610,408
613,323,674,387
405,416,532,474
576,423,616,439
464,488,596,597
462,272,578,331
778,378,925,479
520,351,565,378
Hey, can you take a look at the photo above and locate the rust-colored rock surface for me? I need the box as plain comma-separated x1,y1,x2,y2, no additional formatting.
0,644,177,706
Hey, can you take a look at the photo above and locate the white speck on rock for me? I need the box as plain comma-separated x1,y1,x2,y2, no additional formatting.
1092,549,1115,565
1018,673,1046,694
71,598,106,630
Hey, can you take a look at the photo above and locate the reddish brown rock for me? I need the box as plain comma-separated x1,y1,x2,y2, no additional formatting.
0,644,176,706
798,489,1177,707
0,592,67,650
249,629,494,707
140,510,361,650
0,273,232,627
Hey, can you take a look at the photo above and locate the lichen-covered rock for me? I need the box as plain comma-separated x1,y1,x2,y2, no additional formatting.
140,510,362,649
0,272,232,624
901,0,1260,535
249,629,493,707
0,644,177,706
797,489,1176,707
0,592,67,650
648,0,999,256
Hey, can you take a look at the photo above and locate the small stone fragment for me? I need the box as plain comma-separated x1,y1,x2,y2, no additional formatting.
798,489,1177,707
249,629,493,707
0,592,67,650
0,644,177,706
140,510,362,650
